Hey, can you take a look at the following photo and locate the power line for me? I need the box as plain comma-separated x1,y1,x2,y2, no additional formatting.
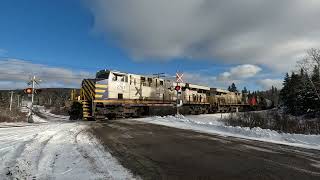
0,73,93,81
0,56,103,71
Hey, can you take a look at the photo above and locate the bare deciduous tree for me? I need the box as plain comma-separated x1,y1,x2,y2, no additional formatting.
308,48,320,67
296,48,320,100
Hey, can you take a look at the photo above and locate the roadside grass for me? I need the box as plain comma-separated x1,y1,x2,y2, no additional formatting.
49,107,69,116
0,108,27,123
43,104,69,116
222,110,320,135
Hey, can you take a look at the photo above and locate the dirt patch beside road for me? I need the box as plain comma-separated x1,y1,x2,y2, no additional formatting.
89,120,320,180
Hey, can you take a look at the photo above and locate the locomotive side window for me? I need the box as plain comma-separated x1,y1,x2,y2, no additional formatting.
112,75,117,81
112,73,126,82
147,78,152,87
141,77,146,86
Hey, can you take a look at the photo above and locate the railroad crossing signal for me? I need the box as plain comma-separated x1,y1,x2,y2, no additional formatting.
175,85,181,91
24,88,42,94
24,88,33,94
176,73,183,83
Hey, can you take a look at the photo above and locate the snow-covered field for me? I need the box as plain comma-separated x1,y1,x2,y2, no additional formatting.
0,109,137,180
133,114,320,150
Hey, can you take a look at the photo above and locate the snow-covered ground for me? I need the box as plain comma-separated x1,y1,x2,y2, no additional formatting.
0,109,137,180
133,114,320,150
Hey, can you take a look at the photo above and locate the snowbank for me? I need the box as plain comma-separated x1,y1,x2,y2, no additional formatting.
133,114,320,150
0,114,137,179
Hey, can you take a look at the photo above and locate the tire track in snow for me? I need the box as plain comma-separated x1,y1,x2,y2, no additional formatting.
74,127,137,179
4,123,64,180
74,127,112,177
3,134,39,179
1,110,138,180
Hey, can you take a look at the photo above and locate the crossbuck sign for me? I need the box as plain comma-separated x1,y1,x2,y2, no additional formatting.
176,73,183,83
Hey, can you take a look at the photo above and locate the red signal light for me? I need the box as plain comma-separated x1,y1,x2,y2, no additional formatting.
175,86,181,91
24,88,33,94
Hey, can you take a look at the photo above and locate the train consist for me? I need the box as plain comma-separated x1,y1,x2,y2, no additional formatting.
74,69,256,120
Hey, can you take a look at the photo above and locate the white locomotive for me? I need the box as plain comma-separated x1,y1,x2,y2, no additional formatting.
78,69,247,120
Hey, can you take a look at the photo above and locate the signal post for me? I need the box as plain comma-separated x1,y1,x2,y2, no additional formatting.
176,72,183,115
24,76,41,123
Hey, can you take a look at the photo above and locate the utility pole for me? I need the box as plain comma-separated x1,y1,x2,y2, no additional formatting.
17,95,20,108
9,91,14,111
153,73,165,98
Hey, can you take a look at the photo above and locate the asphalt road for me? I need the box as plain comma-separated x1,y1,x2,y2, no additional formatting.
90,120,320,180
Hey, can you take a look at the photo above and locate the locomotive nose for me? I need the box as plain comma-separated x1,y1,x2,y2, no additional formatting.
95,79,109,100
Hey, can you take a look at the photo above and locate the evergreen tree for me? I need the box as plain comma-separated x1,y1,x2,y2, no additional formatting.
242,87,248,94
229,83,238,92
281,72,298,114
310,65,320,111
311,65,320,90
280,70,314,115
280,73,290,107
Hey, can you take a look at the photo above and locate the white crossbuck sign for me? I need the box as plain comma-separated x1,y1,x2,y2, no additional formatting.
176,73,183,83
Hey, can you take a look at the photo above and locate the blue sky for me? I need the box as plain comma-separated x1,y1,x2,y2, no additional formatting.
2,0,317,90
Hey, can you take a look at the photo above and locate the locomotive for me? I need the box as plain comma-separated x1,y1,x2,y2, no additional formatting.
74,69,254,120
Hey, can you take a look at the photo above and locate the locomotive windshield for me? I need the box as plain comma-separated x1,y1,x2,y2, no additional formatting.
96,69,110,79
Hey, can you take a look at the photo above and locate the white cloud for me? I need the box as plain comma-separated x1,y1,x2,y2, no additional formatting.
183,64,261,89
218,64,262,80
183,71,243,90
87,0,320,72
0,59,93,90
183,72,216,85
0,49,7,56
257,79,283,90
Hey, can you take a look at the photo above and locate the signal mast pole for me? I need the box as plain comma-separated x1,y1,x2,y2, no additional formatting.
175,72,184,115
31,75,35,109
176,82,179,115
27,75,40,123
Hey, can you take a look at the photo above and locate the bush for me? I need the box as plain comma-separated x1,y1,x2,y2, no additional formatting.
0,109,27,123
68,102,83,120
222,110,320,134
49,107,69,116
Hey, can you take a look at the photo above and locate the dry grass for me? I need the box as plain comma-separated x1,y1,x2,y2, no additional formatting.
222,110,320,134
49,107,69,116
0,108,28,123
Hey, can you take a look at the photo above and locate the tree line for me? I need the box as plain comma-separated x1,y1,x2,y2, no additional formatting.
228,83,280,108
280,48,320,116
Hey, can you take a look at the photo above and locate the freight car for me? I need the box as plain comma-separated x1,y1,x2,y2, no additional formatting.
74,69,252,120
